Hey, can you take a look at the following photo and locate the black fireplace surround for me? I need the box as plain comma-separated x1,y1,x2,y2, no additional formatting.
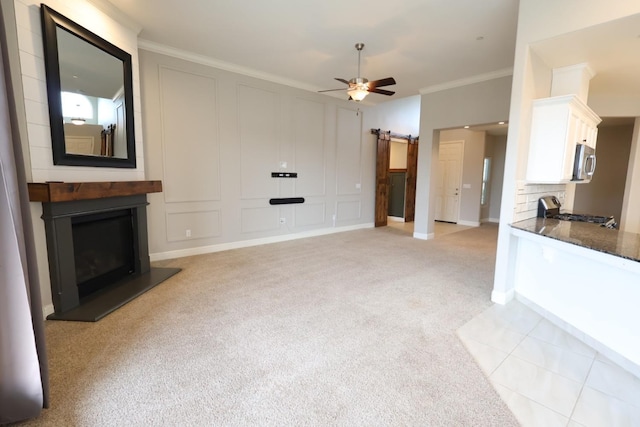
31,182,180,321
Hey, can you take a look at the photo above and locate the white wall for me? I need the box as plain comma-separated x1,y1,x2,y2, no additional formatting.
414,75,512,239
1,0,144,315
364,95,420,136
139,49,375,260
486,134,506,223
621,118,640,233
440,128,486,226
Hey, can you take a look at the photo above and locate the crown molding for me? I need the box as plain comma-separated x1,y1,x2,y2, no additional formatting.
84,0,143,34
419,68,513,95
138,39,326,94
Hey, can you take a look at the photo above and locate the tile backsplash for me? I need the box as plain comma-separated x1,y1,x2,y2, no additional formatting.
514,181,566,222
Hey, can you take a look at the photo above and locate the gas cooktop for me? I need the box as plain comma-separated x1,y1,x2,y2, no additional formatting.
538,195,618,229
552,213,617,228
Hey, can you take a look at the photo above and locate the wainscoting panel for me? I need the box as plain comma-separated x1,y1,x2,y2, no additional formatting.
159,66,221,203
241,206,280,233
238,85,279,200
166,209,221,242
336,200,362,222
294,202,326,227
293,98,325,197
335,107,363,196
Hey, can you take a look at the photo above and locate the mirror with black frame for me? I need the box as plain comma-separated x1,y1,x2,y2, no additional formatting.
41,4,136,168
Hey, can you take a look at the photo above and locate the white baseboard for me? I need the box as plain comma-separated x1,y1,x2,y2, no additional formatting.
491,288,515,305
457,220,480,227
150,223,374,262
481,217,500,224
43,304,54,318
413,232,435,240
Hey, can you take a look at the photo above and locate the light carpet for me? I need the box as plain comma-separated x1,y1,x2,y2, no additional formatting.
19,224,518,426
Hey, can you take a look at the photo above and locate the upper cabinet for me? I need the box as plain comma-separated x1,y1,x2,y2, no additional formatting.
526,94,601,184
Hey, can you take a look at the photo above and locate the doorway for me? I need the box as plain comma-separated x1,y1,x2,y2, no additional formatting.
435,140,463,223
388,171,406,218
374,131,418,227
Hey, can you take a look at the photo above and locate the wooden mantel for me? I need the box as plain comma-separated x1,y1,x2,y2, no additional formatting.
28,180,162,203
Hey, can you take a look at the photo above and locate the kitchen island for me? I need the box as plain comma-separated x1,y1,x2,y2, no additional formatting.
509,218,640,378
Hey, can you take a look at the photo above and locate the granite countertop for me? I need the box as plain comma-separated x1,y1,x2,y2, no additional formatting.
511,218,640,263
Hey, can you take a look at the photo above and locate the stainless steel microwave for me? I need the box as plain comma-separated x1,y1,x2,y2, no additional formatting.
572,143,596,182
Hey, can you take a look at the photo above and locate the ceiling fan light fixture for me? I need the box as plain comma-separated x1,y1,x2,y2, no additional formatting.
318,43,396,101
348,87,368,101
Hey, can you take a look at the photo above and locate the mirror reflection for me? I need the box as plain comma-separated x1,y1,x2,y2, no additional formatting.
41,4,135,168
57,28,126,158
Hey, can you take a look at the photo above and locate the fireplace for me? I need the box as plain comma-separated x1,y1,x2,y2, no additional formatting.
29,181,180,321
72,209,135,299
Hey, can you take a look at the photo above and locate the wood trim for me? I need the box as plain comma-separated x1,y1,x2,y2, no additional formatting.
28,181,162,203
389,168,407,173
375,138,390,227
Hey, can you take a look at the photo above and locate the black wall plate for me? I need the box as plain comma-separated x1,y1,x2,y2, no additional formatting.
269,197,305,205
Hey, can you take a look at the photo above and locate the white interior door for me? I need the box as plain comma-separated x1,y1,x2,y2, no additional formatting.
113,89,126,158
435,141,463,222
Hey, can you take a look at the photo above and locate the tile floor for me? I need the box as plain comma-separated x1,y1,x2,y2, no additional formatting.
458,300,640,427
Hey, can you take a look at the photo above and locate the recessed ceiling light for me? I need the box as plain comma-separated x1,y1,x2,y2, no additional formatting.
464,125,470,129
498,121,505,125
476,36,484,41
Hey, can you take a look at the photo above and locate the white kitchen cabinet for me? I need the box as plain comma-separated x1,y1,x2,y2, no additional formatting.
526,94,601,183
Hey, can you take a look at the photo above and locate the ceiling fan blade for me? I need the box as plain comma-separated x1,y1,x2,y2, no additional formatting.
369,88,395,96
368,77,396,89
335,77,350,85
318,88,347,93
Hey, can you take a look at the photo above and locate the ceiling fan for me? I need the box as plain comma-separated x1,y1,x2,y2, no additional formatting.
319,43,396,102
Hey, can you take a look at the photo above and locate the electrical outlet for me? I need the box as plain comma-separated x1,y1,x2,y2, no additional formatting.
185,229,192,237
355,183,361,189
279,218,286,224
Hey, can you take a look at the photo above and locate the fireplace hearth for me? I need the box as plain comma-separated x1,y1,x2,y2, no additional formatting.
29,181,180,321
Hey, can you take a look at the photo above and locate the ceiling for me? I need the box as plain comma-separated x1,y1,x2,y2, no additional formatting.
101,0,519,104
530,12,640,114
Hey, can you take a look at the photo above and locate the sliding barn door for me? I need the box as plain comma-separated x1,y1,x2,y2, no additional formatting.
375,135,390,227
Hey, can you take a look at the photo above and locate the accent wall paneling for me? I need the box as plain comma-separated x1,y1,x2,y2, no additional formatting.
166,210,221,242
241,206,280,233
138,48,374,260
159,66,221,203
239,84,279,200
293,98,326,197
294,202,326,227
335,107,363,196
336,200,362,222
